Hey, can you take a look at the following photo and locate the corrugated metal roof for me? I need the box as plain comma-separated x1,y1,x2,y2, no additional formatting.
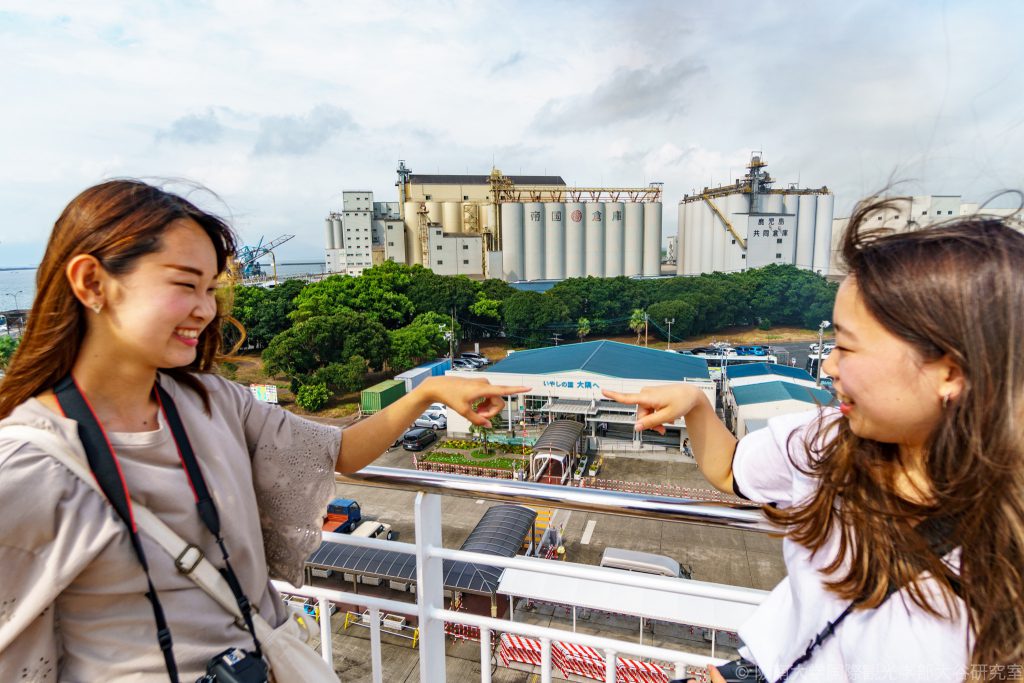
305,504,536,595
726,362,814,382
409,174,566,186
488,340,710,381
532,420,585,455
732,381,835,407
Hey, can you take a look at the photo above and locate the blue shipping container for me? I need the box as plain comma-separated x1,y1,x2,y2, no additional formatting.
426,358,451,376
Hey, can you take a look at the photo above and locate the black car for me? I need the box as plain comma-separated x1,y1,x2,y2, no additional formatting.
401,427,438,451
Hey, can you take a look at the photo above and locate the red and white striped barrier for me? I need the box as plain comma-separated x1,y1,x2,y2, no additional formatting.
498,633,543,667
552,640,607,680
617,656,669,683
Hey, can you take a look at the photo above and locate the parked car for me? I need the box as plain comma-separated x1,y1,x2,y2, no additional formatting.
459,352,490,366
451,358,476,370
414,410,447,429
402,427,438,451
427,402,447,413
351,520,395,541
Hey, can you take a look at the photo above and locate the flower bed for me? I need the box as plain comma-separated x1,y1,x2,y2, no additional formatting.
425,451,523,470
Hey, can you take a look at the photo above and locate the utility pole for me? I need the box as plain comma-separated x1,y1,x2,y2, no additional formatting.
551,333,562,346
816,320,831,386
665,318,675,350
450,306,457,359
643,312,649,347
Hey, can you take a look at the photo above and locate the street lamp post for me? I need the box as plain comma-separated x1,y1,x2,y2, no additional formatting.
816,320,831,386
664,318,675,351
8,292,22,335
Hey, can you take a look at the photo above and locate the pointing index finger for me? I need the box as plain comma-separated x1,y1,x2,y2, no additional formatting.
602,388,641,404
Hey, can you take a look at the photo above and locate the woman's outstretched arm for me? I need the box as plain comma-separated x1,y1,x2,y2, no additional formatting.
603,384,737,494
335,376,530,474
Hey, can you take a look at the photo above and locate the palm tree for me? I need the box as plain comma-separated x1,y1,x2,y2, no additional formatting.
629,309,646,345
577,317,591,343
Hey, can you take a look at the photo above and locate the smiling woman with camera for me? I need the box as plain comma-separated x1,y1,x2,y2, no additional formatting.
0,180,527,682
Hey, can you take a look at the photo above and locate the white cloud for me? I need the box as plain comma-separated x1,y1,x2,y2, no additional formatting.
1,0,1023,262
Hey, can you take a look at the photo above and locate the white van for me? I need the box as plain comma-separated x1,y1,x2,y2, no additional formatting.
351,521,395,541
599,547,681,578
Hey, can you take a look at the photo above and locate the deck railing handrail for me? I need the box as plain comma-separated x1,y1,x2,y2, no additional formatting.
337,465,776,533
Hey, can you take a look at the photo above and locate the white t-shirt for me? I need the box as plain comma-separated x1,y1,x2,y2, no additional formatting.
732,409,971,683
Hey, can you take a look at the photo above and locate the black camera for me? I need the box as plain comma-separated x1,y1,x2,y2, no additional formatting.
195,648,269,683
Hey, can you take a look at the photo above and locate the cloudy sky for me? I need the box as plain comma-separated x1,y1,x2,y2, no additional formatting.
2,0,1022,265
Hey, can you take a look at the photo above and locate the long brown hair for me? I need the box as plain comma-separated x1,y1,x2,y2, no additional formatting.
765,196,1024,669
0,180,238,417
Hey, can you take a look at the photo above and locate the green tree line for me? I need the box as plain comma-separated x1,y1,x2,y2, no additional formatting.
228,261,836,401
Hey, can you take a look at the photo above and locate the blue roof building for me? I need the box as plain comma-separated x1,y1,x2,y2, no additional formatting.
488,340,710,381
444,341,715,446
730,380,836,437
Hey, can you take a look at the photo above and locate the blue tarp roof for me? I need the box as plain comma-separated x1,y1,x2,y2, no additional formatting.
488,340,710,381
726,362,814,382
732,380,835,407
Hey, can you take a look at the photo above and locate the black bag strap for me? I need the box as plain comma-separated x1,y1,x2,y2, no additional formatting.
775,515,962,682
54,374,266,678
153,383,263,660
54,375,180,683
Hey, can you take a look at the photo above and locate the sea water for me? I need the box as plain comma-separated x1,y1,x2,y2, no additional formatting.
0,269,36,311
0,261,324,313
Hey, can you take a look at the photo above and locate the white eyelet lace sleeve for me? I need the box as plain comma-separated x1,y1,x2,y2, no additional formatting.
247,412,341,587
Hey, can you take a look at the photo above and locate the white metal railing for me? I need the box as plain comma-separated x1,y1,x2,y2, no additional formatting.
278,468,775,682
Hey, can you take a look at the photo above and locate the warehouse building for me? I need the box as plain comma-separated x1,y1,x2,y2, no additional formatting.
676,154,834,277
444,340,714,450
720,362,834,437
324,161,664,281
324,191,406,276
829,194,1024,275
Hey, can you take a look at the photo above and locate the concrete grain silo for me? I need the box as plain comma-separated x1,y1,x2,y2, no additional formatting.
812,194,834,274
426,201,443,226
403,201,423,265
725,193,748,273
625,202,645,276
545,202,566,280
324,218,336,249
604,202,625,277
585,203,605,277
676,155,833,276
443,202,462,233
565,202,585,278
332,217,343,250
523,202,545,281
501,203,525,281
795,195,817,270
642,203,662,276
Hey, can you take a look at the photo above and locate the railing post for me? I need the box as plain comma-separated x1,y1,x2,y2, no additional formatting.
479,627,491,683
605,649,616,683
369,606,383,683
317,597,333,670
415,492,447,683
541,637,552,683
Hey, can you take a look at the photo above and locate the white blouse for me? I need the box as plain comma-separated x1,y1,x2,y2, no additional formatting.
732,408,970,683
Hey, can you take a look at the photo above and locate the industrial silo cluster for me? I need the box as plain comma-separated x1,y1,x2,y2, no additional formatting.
499,201,663,281
324,212,342,250
676,156,835,276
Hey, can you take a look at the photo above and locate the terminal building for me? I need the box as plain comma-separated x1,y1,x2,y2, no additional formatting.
444,340,714,450
324,162,664,281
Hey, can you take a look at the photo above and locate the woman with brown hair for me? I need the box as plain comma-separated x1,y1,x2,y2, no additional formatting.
0,180,527,681
608,198,1023,682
